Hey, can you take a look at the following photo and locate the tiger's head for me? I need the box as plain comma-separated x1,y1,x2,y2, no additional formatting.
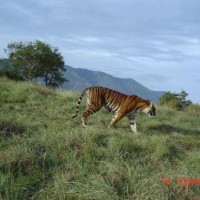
141,100,156,117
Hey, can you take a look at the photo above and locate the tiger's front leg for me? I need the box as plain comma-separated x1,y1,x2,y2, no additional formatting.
130,120,137,133
127,114,137,133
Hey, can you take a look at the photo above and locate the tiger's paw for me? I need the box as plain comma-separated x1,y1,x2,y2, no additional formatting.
108,124,114,129
81,118,88,127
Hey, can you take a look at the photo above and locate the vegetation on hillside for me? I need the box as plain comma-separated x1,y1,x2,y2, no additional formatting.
0,77,200,199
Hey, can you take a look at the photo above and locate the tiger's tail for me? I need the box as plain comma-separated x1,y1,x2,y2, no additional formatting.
72,89,87,118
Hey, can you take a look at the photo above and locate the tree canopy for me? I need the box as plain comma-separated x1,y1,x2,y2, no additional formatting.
159,90,192,110
0,40,67,87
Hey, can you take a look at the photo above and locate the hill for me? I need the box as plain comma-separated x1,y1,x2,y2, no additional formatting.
62,66,164,103
0,77,200,199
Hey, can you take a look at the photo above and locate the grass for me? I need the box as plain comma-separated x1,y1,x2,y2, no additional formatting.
0,77,200,199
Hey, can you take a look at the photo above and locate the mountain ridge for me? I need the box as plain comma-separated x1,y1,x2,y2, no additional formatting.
62,66,164,103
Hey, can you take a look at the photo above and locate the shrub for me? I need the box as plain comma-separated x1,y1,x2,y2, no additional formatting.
159,90,192,110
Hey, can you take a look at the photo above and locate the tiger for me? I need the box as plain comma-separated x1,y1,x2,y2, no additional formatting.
72,86,156,133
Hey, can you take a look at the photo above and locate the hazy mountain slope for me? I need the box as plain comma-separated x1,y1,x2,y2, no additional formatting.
62,66,164,103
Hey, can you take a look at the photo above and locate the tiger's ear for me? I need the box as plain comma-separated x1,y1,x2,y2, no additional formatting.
147,99,150,105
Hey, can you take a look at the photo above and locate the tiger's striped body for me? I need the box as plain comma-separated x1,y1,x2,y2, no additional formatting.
72,86,156,133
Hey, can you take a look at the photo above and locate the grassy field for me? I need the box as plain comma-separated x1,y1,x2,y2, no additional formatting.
0,77,200,200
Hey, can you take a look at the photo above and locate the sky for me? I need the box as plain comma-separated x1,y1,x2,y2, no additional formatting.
1,0,200,103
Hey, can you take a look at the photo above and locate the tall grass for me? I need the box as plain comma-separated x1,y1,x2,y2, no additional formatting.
0,77,200,199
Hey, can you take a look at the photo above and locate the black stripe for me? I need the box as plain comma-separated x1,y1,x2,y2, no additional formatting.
113,106,119,112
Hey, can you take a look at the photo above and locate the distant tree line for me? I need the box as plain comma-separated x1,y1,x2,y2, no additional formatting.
0,40,67,87
159,90,192,110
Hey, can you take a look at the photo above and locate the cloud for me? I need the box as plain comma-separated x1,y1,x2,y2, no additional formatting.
0,1,43,25
65,48,117,58
1,0,200,102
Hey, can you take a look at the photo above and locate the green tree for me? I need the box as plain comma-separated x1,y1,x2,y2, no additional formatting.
159,90,192,110
177,90,192,108
159,91,178,105
0,58,25,80
0,40,67,87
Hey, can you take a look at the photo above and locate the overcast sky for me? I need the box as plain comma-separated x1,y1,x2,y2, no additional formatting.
1,0,200,103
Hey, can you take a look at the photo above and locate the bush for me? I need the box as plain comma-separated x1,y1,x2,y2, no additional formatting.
159,90,192,110
186,103,200,115
167,99,183,110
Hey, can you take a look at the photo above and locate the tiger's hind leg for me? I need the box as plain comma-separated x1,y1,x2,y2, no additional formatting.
108,112,125,129
82,103,102,127
81,116,88,127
